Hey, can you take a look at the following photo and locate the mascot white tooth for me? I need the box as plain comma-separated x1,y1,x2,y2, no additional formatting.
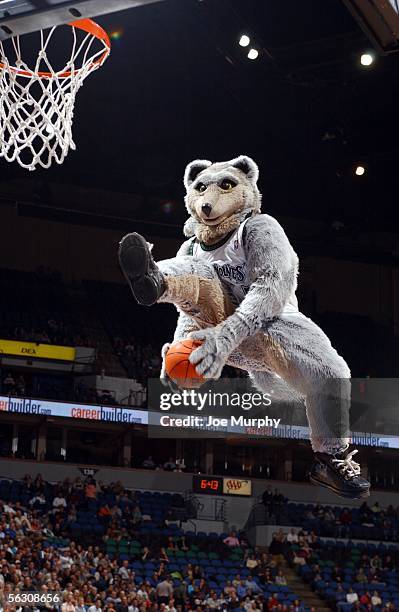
119,155,370,500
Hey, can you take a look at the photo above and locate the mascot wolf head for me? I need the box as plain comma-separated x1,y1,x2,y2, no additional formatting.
183,155,262,244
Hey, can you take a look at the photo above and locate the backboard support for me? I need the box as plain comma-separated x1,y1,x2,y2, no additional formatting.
342,0,399,53
0,0,165,40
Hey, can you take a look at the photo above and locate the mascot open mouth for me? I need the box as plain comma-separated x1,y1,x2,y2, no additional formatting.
200,213,229,226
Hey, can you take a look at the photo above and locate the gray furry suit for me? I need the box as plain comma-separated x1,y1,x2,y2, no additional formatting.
155,155,351,455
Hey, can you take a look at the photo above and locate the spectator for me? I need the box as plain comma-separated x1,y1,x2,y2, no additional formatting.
273,489,286,511
142,456,156,469
291,599,305,612
29,493,46,508
356,567,368,583
245,553,259,571
53,493,67,510
245,575,262,594
223,531,240,547
156,578,173,605
16,375,26,396
98,504,112,518
118,560,131,580
286,529,298,544
371,591,382,607
262,486,273,506
275,570,287,586
163,457,176,471
267,593,279,610
2,372,15,394
85,479,97,499
269,531,286,563
383,602,396,611
61,594,76,612
131,504,142,524
346,588,359,605
360,592,371,606
173,580,186,607
87,600,102,612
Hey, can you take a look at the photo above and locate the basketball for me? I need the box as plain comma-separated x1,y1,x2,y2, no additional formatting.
165,339,205,389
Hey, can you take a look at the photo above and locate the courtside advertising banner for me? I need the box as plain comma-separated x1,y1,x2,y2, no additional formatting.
1,385,399,447
0,395,146,424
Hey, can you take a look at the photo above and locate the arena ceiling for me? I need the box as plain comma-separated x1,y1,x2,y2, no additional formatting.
1,0,399,233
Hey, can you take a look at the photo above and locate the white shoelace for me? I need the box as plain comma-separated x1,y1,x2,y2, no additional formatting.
332,449,361,479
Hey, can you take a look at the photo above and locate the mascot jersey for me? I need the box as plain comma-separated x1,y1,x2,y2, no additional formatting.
189,217,302,318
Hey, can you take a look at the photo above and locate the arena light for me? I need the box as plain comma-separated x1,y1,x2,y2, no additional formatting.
239,34,250,47
355,165,366,176
109,28,124,41
247,48,259,60
360,52,374,66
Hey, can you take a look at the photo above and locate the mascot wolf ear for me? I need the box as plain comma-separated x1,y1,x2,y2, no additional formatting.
230,155,259,184
184,159,212,189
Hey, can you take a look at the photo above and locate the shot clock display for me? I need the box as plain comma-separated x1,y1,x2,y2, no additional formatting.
192,475,252,496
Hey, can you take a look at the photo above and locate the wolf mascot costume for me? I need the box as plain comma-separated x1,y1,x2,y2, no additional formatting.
119,155,370,499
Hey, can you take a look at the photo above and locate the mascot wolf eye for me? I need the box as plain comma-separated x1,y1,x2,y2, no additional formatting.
220,179,236,192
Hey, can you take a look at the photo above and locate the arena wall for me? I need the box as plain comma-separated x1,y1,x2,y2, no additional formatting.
1,458,399,508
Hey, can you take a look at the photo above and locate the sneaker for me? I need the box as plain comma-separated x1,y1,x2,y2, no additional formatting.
118,232,166,306
310,448,370,499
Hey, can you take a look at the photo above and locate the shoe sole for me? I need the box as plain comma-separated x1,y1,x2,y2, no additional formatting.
309,474,370,500
118,233,159,306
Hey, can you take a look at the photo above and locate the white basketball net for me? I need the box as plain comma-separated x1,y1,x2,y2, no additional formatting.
0,20,110,171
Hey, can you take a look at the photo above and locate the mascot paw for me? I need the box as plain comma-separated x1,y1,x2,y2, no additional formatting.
188,329,230,379
160,343,171,382
160,342,177,391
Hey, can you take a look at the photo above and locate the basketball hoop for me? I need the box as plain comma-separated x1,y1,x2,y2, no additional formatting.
0,19,111,171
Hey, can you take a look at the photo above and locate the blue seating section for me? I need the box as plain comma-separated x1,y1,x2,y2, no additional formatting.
0,480,186,537
274,502,399,542
296,539,399,610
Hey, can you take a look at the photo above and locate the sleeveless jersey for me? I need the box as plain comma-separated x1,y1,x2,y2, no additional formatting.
189,218,302,318
190,220,250,305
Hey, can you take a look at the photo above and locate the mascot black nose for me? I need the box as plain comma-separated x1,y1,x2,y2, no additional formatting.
202,203,212,217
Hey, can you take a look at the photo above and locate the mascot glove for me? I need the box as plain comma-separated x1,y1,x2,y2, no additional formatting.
160,343,174,389
160,342,186,393
188,325,236,379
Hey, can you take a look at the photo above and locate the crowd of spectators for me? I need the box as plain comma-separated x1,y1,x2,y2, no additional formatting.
0,371,101,408
262,489,288,518
11,322,94,350
2,481,399,612
262,500,399,543
1,373,26,397
275,526,399,611
140,457,186,473
0,474,302,612
300,501,399,541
